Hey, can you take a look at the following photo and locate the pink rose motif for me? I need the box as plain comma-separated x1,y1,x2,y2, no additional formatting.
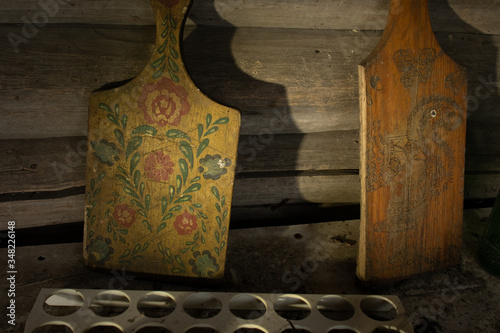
174,212,198,235
144,151,175,182
138,78,190,127
159,0,180,8
113,204,137,228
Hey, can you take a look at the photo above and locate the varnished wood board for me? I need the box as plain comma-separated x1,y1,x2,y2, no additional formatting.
84,0,240,280
358,0,468,281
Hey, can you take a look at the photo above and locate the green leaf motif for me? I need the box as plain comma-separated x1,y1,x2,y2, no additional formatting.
174,195,192,204
184,183,201,194
151,54,166,68
220,241,226,250
161,196,168,215
126,136,143,160
130,153,141,175
222,226,227,237
161,25,169,38
206,114,212,128
179,141,194,169
197,124,203,140
170,15,177,29
211,186,220,201
132,125,157,136
215,203,221,213
120,249,131,259
121,115,128,129
117,166,127,175
215,231,220,243
158,39,168,53
216,216,222,228
153,63,166,79
201,234,206,244
169,205,182,212
116,174,134,189
166,129,190,141
157,222,167,233
142,242,149,252
138,209,147,218
132,244,141,255
172,268,186,274
97,171,106,183
140,182,145,198
133,170,140,188
131,199,145,210
168,57,179,73
99,103,112,113
213,117,230,125
169,185,175,203
161,213,173,222
196,139,210,158
176,175,182,194
202,221,207,232
214,247,219,256
191,176,201,183
145,194,151,211
199,212,208,219
169,31,177,45
118,229,128,235
170,45,178,59
174,256,185,269
107,114,120,127
221,196,226,207
179,159,188,184
124,187,140,199
169,71,180,83
142,220,152,232
204,126,218,136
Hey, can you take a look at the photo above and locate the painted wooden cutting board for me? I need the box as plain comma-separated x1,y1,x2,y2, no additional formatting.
358,0,467,281
83,0,240,280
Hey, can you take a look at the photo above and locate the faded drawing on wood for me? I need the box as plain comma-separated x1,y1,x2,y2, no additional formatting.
83,0,240,279
358,0,467,281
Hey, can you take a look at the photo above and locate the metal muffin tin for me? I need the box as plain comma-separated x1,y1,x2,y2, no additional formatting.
25,288,414,332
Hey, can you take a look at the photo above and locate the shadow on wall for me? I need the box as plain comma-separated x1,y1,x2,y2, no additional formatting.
182,0,308,227
430,0,499,201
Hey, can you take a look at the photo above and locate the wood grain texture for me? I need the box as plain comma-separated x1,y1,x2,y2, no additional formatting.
358,0,467,281
83,0,240,279
0,0,497,34
0,24,498,140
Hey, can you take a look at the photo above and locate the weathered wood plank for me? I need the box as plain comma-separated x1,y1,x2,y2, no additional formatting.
1,172,498,231
0,0,497,34
1,133,498,195
0,194,84,229
0,25,498,139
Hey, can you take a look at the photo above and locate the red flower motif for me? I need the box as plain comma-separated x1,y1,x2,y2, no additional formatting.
174,212,198,235
159,0,180,8
138,78,190,127
112,204,137,228
144,151,175,182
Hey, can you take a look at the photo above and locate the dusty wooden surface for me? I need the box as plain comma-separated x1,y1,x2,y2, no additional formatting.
0,0,499,230
1,210,500,332
358,0,467,282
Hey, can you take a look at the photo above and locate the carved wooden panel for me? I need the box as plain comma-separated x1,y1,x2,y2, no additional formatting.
358,0,467,281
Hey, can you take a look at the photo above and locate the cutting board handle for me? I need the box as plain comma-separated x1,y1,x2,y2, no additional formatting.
385,0,434,39
147,0,192,82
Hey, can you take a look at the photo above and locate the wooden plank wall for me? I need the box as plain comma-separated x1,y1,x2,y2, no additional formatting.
1,0,499,231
